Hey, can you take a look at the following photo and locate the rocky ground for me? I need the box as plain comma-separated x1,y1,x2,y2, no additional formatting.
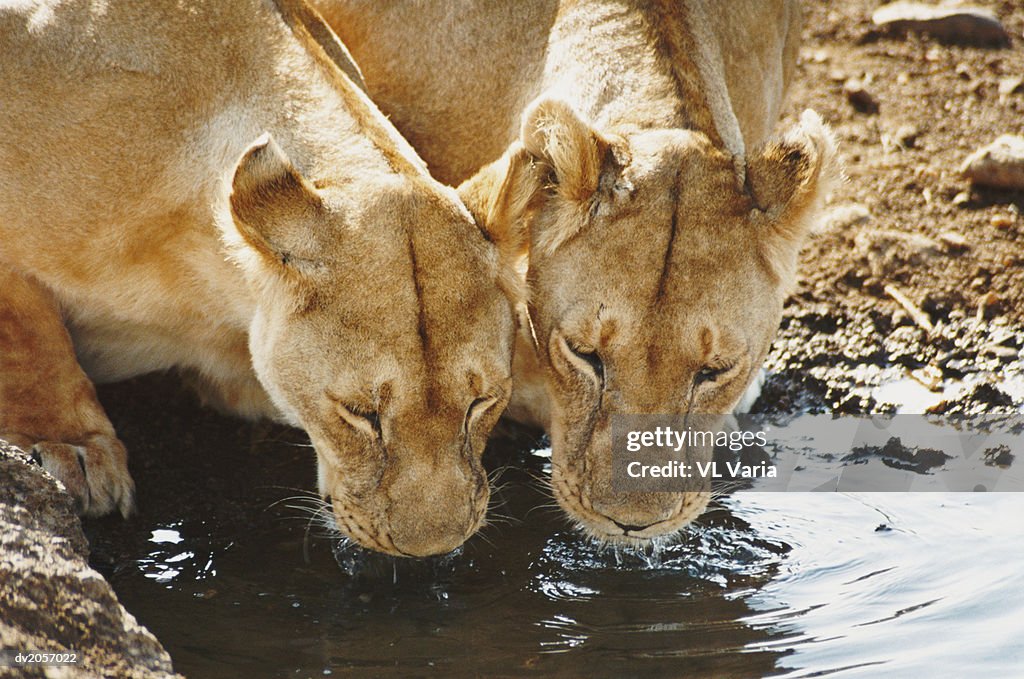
755,0,1024,415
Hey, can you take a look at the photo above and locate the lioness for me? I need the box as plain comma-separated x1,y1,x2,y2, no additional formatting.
314,0,837,542
0,0,524,557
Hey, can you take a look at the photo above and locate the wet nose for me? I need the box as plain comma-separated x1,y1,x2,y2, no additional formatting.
613,520,657,533
388,509,477,557
385,465,484,557
589,491,678,534
392,533,465,557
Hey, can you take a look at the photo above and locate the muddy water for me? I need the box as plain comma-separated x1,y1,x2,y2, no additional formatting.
87,376,1024,678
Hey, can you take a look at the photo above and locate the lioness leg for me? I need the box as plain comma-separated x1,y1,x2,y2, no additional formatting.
180,366,280,422
0,264,135,517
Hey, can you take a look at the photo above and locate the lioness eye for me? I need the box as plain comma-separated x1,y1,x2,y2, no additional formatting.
337,403,382,439
464,395,498,435
569,343,605,383
694,364,731,386
366,411,382,437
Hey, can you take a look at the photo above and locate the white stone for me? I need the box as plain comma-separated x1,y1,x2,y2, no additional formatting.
961,135,1024,190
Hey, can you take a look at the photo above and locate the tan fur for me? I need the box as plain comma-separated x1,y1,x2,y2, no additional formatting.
315,0,838,544
0,0,523,557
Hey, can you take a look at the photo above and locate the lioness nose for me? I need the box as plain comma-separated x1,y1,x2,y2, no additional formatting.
613,520,656,533
388,509,476,557
385,465,483,557
391,528,468,557
589,491,678,534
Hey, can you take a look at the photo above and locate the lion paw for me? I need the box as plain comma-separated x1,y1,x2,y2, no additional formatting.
29,434,136,518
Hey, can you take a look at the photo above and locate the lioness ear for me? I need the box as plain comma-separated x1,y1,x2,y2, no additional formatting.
458,142,539,258
227,133,326,276
457,142,542,303
521,98,610,202
746,110,839,279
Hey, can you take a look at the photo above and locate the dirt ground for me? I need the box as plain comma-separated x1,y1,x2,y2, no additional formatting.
756,0,1024,415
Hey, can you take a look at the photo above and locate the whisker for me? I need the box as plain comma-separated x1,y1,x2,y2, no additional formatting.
484,511,519,527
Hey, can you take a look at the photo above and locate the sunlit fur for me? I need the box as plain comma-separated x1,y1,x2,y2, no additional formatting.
0,0,524,556
314,0,838,544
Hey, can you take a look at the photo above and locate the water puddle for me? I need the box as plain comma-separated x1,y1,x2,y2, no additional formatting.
85,375,1024,677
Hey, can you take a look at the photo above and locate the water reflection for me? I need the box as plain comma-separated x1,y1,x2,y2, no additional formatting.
85,374,1024,678
137,521,219,585
736,493,1024,677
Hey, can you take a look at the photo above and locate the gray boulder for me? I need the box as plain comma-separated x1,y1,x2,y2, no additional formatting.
0,440,181,678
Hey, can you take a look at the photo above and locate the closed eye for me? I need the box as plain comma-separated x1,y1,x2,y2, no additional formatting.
464,393,501,437
567,342,605,384
694,363,734,387
337,402,381,439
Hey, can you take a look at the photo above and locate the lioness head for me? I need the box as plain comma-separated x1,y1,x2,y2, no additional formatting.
467,101,836,544
222,134,522,557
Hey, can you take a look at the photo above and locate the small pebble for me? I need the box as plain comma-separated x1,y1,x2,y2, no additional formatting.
938,231,968,250
976,291,999,321
818,204,872,233
991,213,1015,229
983,344,1019,359
896,124,921,148
999,76,1023,101
910,365,944,391
844,78,880,114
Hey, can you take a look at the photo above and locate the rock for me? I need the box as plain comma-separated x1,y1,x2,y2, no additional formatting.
998,76,1023,101
910,364,944,392
843,77,879,114
856,229,941,255
976,291,1000,321
871,2,1011,47
938,231,968,250
961,135,1024,190
952,190,972,206
991,213,1016,229
895,124,921,148
857,229,948,279
817,203,871,233
809,48,830,64
983,343,1019,360
883,124,923,152
0,440,181,678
